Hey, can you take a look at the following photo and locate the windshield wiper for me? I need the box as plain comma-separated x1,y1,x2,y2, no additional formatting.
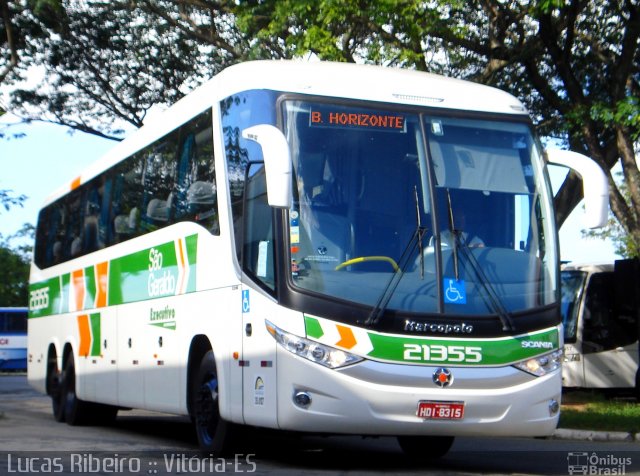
454,235,515,332
445,190,460,280
444,190,515,332
365,187,427,327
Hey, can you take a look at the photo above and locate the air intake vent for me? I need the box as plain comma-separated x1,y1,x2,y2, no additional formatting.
392,93,444,104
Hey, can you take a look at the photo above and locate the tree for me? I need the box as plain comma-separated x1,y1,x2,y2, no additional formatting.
0,224,33,306
1,0,65,91
5,0,256,140
238,0,640,256
4,1,639,256
0,187,25,211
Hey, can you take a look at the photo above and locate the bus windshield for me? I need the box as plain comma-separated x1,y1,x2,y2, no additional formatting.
284,100,558,316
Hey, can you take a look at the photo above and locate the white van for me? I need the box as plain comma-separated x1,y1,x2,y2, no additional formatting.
561,259,639,396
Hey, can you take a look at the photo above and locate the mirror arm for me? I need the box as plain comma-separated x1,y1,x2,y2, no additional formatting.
546,149,609,229
242,125,292,209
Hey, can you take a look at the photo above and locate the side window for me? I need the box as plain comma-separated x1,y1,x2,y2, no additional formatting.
244,164,275,291
173,110,219,234
81,175,112,254
221,90,278,292
140,135,179,231
66,189,84,258
112,156,144,243
34,108,218,269
582,272,637,353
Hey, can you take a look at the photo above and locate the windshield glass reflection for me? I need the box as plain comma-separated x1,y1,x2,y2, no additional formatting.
283,100,557,316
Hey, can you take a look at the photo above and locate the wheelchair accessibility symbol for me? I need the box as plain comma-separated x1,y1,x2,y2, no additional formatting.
242,290,250,313
444,278,466,304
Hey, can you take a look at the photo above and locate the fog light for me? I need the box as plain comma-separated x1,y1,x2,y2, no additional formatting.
548,399,560,416
293,391,311,409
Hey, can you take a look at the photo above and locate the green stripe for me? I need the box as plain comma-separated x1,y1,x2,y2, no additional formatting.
185,234,198,293
60,273,70,314
29,234,199,317
84,265,97,309
366,328,559,366
89,313,101,357
304,316,324,339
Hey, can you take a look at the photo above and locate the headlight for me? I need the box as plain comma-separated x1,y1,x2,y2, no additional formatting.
513,350,562,377
265,320,364,369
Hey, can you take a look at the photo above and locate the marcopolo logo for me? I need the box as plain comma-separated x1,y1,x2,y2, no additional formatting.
404,319,473,335
147,247,176,298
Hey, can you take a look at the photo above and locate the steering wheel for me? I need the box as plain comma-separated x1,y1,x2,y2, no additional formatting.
335,256,399,271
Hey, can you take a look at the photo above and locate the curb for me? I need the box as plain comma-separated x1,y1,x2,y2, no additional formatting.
553,428,639,443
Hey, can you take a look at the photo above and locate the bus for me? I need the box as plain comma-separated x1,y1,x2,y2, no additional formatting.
28,60,609,459
0,307,28,371
561,260,639,397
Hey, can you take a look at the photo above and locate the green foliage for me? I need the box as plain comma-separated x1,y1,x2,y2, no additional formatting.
238,0,640,249
0,225,33,307
591,97,640,141
3,0,640,254
0,189,26,212
585,217,640,259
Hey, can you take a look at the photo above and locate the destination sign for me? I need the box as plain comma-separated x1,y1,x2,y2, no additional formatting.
310,108,406,132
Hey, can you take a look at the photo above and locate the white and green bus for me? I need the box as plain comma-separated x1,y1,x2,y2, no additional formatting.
28,60,608,458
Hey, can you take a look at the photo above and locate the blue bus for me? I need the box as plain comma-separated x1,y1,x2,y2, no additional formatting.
0,307,28,371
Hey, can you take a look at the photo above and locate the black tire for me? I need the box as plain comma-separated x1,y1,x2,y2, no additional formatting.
397,435,455,460
47,354,65,422
60,353,92,426
191,350,234,455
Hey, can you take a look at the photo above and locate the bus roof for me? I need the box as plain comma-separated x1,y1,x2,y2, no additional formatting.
41,60,529,208
561,262,614,273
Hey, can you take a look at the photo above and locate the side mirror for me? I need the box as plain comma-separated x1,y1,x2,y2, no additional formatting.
242,125,292,209
545,149,609,229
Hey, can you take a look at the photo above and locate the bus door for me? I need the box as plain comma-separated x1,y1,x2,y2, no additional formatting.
239,163,278,428
581,263,639,389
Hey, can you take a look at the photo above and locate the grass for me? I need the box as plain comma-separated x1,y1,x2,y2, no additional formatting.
559,390,640,433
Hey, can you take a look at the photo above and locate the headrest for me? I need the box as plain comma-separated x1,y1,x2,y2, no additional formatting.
147,198,169,221
187,181,216,205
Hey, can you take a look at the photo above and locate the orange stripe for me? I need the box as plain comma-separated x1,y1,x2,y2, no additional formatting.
95,261,108,308
72,269,85,311
70,176,81,190
177,239,186,294
77,314,91,357
335,325,357,349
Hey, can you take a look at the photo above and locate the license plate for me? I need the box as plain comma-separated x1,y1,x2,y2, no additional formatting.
417,401,465,420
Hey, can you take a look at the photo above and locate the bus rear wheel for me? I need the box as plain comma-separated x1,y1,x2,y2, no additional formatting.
191,350,233,455
47,353,65,422
60,353,92,426
397,435,454,460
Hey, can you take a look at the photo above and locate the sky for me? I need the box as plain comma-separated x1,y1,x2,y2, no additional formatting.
0,114,622,265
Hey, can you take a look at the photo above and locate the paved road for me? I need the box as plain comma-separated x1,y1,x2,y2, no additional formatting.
1,374,638,475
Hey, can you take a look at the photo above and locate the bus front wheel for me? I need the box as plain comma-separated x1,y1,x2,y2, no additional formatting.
397,435,454,460
192,350,234,455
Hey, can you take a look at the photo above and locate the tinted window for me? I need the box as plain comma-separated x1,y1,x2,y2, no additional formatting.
35,109,218,269
582,272,637,353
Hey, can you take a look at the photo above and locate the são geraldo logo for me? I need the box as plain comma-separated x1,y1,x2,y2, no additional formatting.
147,247,176,297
